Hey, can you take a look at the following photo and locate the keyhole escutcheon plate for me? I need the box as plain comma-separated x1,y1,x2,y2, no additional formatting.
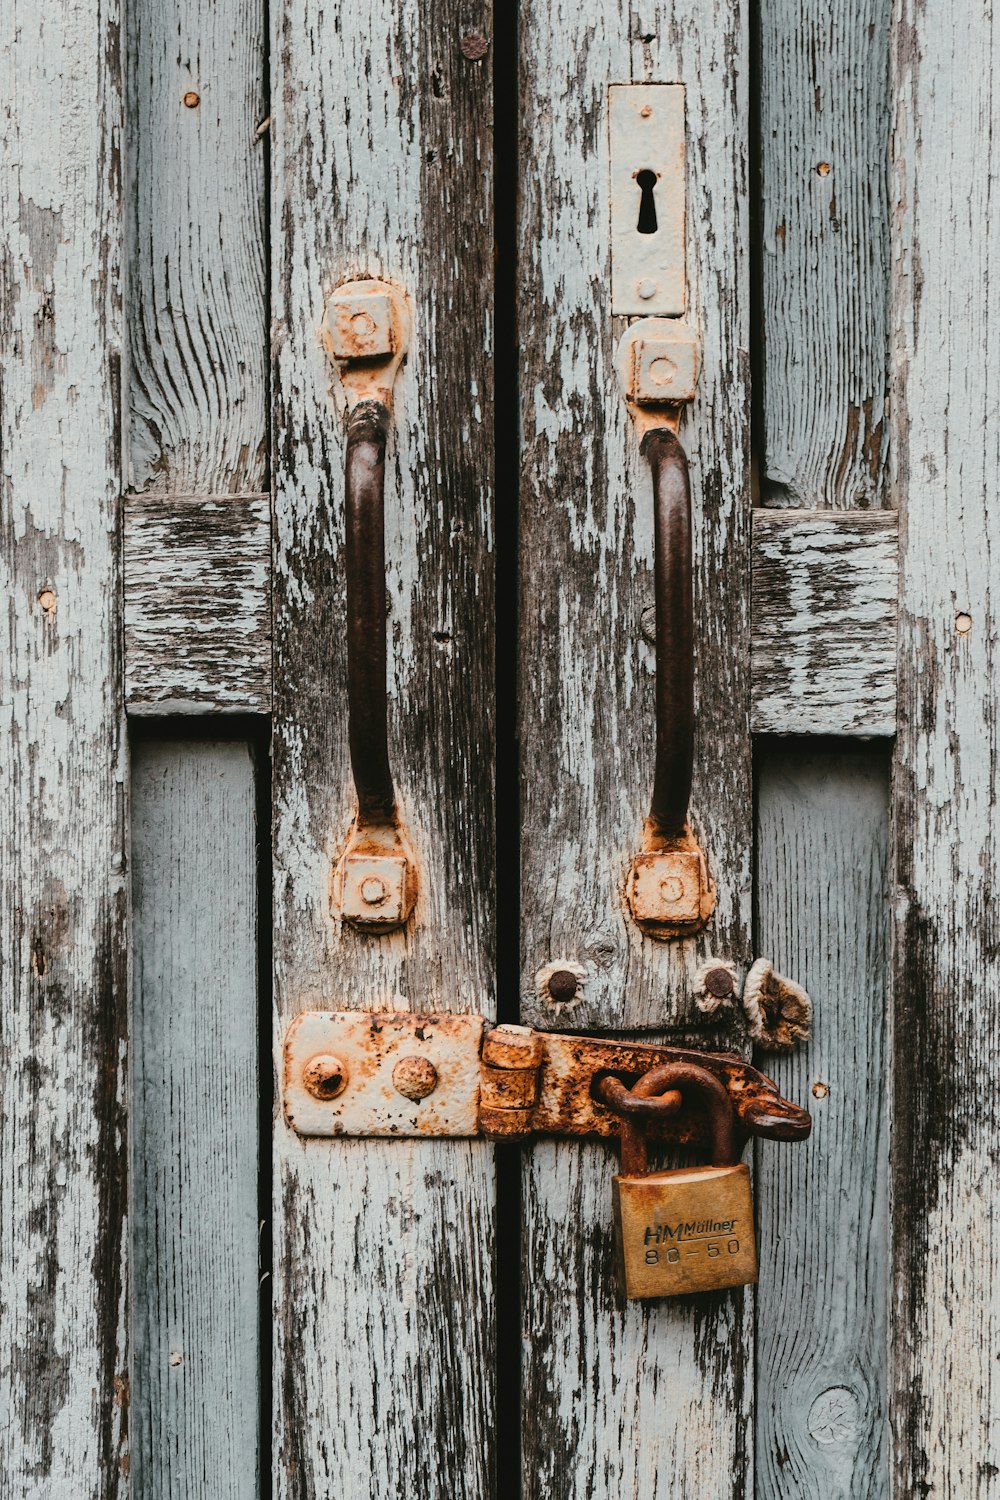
609,84,685,316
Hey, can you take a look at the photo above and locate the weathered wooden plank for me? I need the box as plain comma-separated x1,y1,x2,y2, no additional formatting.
126,0,267,496
889,2,1000,1490
123,501,894,730
130,741,260,1500
518,3,753,1492
518,5,753,1035
758,0,890,510
125,494,271,715
270,2,496,1494
755,744,889,1498
0,2,128,1493
751,511,897,736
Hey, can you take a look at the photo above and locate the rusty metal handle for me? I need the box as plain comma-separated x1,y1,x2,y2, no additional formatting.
642,426,693,838
345,398,395,826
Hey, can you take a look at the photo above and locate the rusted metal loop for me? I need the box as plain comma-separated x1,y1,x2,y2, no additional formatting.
594,1073,683,1120
606,1060,742,1177
640,426,693,838
345,398,395,826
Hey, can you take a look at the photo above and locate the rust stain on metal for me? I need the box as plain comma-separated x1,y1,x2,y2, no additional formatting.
284,1012,484,1137
480,1028,811,1147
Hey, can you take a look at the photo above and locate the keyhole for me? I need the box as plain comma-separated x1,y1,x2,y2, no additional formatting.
636,169,658,234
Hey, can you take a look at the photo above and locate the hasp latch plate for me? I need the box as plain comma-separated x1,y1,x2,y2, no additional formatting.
283,1012,811,1144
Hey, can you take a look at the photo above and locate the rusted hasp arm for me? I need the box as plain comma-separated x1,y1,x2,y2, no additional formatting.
478,1024,812,1146
282,1012,812,1145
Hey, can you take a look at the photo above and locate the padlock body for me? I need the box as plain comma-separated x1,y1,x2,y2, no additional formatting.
613,1163,757,1298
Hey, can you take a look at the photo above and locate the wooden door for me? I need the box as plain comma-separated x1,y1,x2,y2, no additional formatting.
1,1,996,1496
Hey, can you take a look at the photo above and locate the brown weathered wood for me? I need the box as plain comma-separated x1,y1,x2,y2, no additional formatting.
758,0,890,510
0,1,128,1493
518,2,753,1492
889,2,1000,1489
126,0,268,496
755,744,889,1498
518,3,752,1036
125,494,271,715
269,2,496,1493
751,510,897,736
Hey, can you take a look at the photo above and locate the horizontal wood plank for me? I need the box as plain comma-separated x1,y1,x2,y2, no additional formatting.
751,510,897,736
125,493,271,715
125,505,897,737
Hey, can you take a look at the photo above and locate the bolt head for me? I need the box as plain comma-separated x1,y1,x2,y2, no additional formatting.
704,965,735,1000
359,875,389,906
637,278,658,300
547,968,580,1002
630,850,705,926
392,1055,439,1102
326,287,395,360
303,1053,349,1100
340,854,407,927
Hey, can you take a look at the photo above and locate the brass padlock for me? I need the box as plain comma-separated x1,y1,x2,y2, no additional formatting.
611,1062,758,1298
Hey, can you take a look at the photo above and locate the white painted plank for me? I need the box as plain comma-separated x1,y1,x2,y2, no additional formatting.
0,1,128,1492
125,494,271,715
130,740,260,1499
890,0,1000,1489
755,745,888,1498
518,2,753,1492
269,1,497,1493
126,0,267,496
758,0,889,509
751,511,897,736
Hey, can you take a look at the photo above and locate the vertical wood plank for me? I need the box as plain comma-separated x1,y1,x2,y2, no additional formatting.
518,0,752,1035
518,2,753,1492
0,1,128,1493
757,0,890,509
755,744,888,1499
126,0,268,496
130,741,260,1500
890,1,1000,1489
270,3,496,1494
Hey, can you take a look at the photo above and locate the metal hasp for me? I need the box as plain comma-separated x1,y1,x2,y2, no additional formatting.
615,317,713,936
283,1011,812,1145
323,280,417,932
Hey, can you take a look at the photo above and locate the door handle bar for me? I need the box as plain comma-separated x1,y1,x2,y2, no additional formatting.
615,318,715,936
324,279,416,932
345,398,395,826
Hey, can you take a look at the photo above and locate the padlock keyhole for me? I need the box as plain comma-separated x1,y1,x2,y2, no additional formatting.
636,169,658,234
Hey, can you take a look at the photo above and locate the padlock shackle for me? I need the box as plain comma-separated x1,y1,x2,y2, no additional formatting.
614,1061,742,1176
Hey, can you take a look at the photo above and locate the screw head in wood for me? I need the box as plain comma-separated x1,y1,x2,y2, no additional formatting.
303,1054,349,1100
460,30,490,59
183,91,200,108
547,968,579,1002
703,965,736,1000
392,1055,439,1102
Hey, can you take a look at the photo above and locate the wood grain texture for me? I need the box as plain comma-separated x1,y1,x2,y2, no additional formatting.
125,493,271,714
751,510,897,736
518,4,752,1489
126,0,267,495
0,1,129,1493
757,0,890,509
269,2,496,1493
522,1138,752,1500
130,741,260,1500
755,744,888,1498
518,0,752,1034
890,2,1000,1491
